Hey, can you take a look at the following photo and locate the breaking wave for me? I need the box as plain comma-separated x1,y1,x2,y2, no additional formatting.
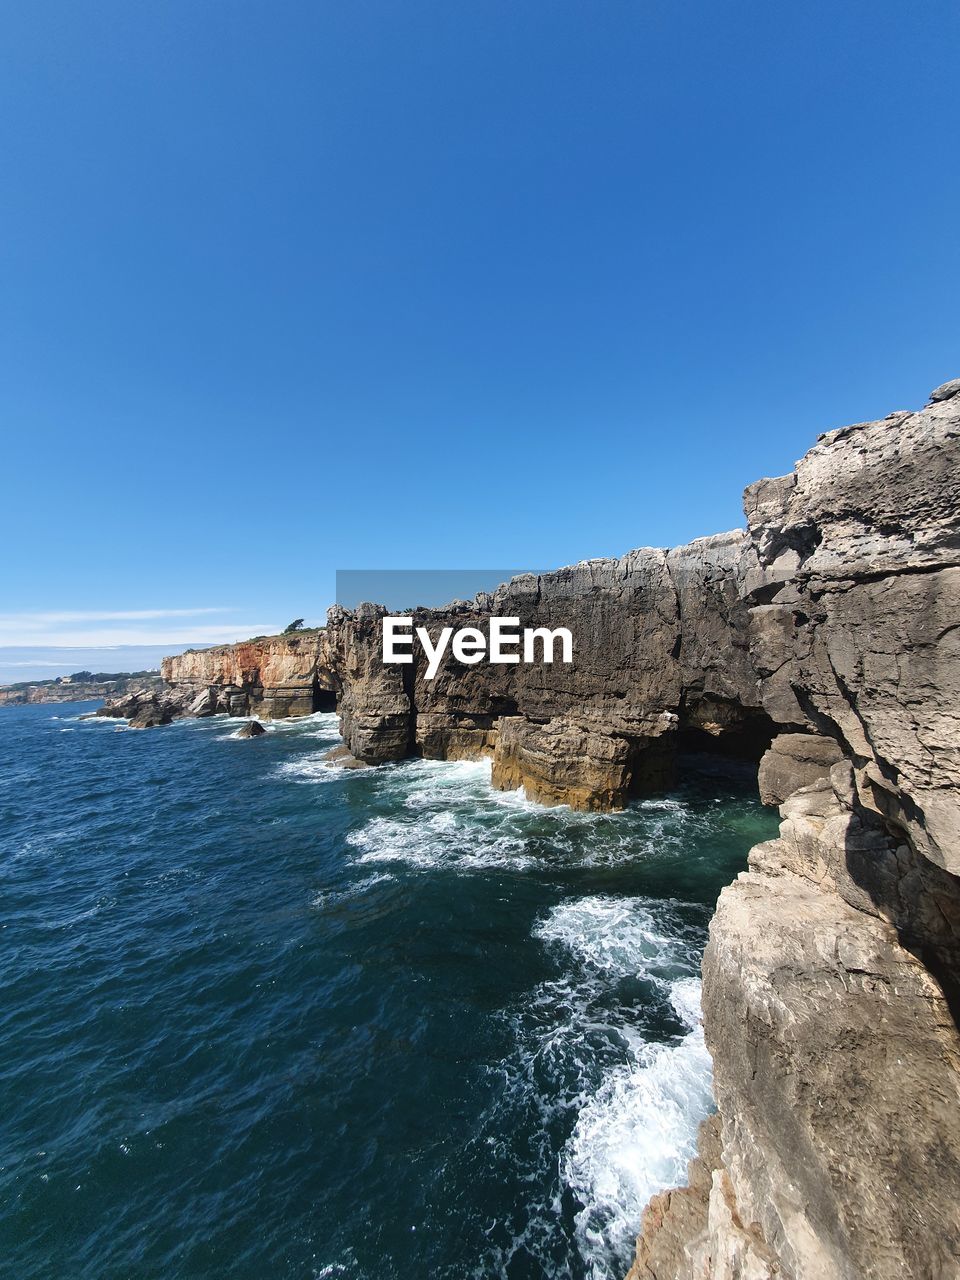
466,893,713,1280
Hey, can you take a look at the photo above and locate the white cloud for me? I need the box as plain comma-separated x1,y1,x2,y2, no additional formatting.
0,660,78,668
0,608,229,628
0,609,283,647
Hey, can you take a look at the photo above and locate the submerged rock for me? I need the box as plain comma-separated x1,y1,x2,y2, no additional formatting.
234,720,266,738
322,744,367,769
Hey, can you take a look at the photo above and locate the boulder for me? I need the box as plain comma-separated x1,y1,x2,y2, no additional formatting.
96,688,152,719
234,720,266,738
128,702,173,729
322,744,368,768
757,732,843,805
491,715,637,810
187,687,217,718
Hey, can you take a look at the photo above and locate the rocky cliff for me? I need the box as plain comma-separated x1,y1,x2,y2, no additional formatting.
0,672,164,707
325,527,770,805
160,630,336,719
625,378,960,1280
146,377,960,1276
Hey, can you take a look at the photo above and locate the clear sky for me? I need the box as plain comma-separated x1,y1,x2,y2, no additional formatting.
1,1,958,677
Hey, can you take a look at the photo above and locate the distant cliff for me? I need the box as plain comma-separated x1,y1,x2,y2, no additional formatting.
148,376,960,1277
161,631,336,719
0,671,163,707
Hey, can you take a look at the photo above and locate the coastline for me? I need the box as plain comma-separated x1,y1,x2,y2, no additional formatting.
0,673,163,709
123,376,960,1278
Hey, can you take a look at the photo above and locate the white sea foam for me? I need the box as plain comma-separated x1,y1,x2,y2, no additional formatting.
347,812,533,871
311,872,394,910
562,977,712,1277
328,758,712,1276
342,757,664,875
274,755,346,783
535,895,698,985
488,896,712,1279
205,709,342,742
265,714,352,774
265,710,341,735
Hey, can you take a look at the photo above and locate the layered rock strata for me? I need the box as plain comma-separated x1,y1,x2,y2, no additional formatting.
323,528,771,809
624,378,960,1279
160,630,336,719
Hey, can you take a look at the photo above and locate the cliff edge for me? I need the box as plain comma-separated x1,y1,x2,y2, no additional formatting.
146,378,960,1276
627,379,960,1279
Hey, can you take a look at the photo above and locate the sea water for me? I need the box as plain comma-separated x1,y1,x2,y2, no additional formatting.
0,703,777,1279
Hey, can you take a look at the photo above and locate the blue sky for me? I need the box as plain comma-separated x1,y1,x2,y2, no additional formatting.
1,1,958,678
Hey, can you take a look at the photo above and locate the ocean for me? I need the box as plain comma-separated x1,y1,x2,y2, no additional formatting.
0,702,777,1279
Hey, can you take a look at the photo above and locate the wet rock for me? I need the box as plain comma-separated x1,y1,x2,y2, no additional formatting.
127,702,173,729
322,744,368,769
234,720,266,738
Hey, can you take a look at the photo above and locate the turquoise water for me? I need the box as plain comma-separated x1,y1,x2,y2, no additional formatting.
0,702,777,1279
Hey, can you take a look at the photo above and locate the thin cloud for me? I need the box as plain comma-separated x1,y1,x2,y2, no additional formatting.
3,626,282,647
0,608,230,627
0,609,284,648
0,660,78,668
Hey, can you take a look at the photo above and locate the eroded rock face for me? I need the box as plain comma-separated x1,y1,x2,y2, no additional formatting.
742,390,960,875
626,1115,780,1280
94,688,180,726
323,532,772,795
326,604,414,762
624,379,960,1280
757,733,843,806
161,631,335,720
701,794,960,1280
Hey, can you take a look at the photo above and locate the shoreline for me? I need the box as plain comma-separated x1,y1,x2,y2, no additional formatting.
130,376,960,1278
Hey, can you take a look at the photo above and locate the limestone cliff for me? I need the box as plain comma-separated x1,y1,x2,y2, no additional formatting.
142,377,960,1276
0,672,163,707
321,382,958,872
323,378,960,1277
625,378,960,1280
160,630,336,719
324,528,769,808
